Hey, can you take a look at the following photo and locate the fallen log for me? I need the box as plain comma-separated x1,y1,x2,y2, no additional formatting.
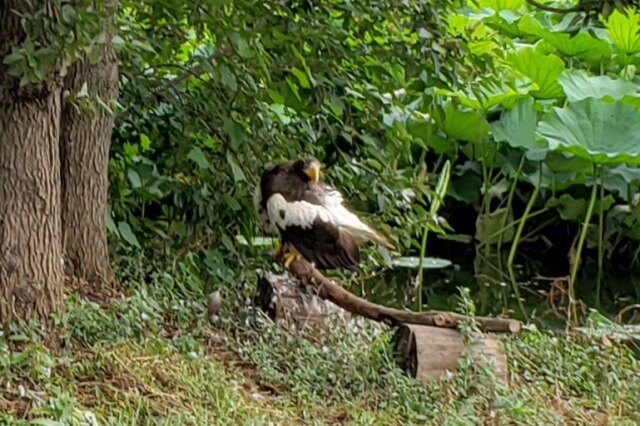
285,257,522,334
392,324,508,384
254,271,510,384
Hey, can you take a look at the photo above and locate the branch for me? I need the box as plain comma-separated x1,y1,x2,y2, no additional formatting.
286,258,522,334
152,46,231,97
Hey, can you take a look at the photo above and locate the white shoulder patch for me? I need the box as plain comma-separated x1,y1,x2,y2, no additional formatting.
319,183,345,208
266,193,333,230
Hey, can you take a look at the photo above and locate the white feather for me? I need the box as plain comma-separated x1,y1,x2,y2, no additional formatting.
318,184,393,248
266,193,333,231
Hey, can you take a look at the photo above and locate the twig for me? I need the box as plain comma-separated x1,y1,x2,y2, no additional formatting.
285,258,522,334
152,46,231,96
615,304,640,325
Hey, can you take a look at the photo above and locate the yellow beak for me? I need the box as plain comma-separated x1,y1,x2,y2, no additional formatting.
304,165,320,183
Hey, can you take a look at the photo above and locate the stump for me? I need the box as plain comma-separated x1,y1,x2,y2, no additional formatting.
254,272,354,331
392,324,508,384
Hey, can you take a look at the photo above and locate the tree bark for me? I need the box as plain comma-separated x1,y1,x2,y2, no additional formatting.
0,1,64,326
60,2,119,286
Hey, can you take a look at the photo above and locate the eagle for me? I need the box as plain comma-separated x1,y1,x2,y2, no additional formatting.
253,158,393,272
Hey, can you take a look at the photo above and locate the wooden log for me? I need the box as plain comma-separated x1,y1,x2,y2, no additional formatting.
253,272,354,331
285,257,522,334
392,324,508,384
254,271,510,384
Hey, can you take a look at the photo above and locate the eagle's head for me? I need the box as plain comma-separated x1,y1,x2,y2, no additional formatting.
293,157,321,183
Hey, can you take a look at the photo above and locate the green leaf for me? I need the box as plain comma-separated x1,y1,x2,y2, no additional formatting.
477,0,524,11
140,134,151,151
267,89,285,104
29,419,65,426
450,164,483,204
187,147,210,169
558,70,638,102
117,222,141,248
61,4,76,23
547,194,614,222
435,81,530,111
235,235,277,246
476,208,515,244
221,233,235,253
131,39,156,53
105,208,118,235
269,104,292,125
586,309,615,327
407,119,456,155
223,193,242,211
431,160,451,215
229,33,254,59
219,65,238,92
226,153,246,182
439,103,489,143
508,47,565,99
544,152,592,173
491,98,546,160
291,67,310,89
606,9,640,55
518,15,611,62
391,256,452,269
3,51,24,65
537,99,640,165
127,169,142,189
123,143,138,157
222,119,246,151
285,77,301,101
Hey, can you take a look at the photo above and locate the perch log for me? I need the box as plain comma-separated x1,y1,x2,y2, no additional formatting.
285,257,522,334
254,272,510,383
254,272,354,331
392,324,508,383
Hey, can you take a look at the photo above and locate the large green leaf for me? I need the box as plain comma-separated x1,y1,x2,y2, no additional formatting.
547,194,614,222
518,15,611,63
439,103,489,143
537,99,640,165
544,151,592,173
508,47,565,99
558,70,638,102
491,98,547,160
406,119,457,156
435,79,530,111
606,9,640,55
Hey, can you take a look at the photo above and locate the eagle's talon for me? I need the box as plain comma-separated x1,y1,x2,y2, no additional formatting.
282,246,302,269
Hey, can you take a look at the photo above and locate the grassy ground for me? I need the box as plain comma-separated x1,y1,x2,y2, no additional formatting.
1,254,639,425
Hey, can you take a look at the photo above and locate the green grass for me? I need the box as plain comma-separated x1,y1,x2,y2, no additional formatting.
1,254,639,425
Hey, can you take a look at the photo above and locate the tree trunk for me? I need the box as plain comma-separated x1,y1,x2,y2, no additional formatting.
0,1,64,326
60,2,119,287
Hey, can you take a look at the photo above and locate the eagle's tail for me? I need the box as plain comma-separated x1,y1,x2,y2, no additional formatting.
319,183,395,250
346,225,395,250
330,205,395,249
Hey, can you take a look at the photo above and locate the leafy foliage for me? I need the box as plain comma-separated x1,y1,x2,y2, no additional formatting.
5,0,640,421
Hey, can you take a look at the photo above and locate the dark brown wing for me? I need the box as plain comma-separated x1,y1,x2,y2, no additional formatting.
279,216,361,272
